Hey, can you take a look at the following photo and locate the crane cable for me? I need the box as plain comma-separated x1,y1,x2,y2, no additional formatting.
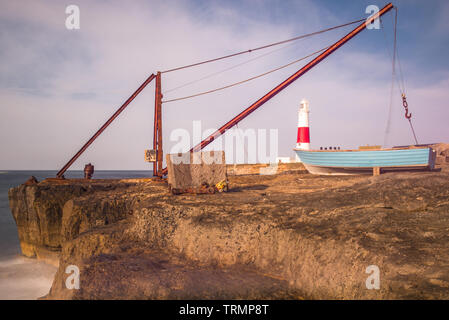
162,45,329,104
163,41,302,95
383,7,418,146
160,18,365,74
383,10,396,147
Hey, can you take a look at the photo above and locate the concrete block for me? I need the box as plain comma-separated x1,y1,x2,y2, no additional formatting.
166,151,226,189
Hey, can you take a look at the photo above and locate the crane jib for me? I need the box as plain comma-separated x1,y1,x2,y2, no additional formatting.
161,2,394,175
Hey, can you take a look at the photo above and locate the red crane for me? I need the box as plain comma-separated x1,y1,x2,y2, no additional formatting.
56,3,393,178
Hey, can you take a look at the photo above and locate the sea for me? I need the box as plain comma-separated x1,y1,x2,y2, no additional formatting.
0,170,152,300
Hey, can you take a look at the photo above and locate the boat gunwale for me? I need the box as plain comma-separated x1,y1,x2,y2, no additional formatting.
302,163,431,169
293,146,432,153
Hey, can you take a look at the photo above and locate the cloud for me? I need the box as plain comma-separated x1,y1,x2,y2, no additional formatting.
0,0,448,170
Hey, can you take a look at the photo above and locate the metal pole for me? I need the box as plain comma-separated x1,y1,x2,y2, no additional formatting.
160,3,393,175
157,76,163,176
153,72,163,176
56,74,156,178
153,73,159,176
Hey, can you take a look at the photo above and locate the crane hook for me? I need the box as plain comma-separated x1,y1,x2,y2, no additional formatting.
402,93,412,119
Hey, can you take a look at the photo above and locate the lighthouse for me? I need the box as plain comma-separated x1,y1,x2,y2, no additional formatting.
295,99,310,162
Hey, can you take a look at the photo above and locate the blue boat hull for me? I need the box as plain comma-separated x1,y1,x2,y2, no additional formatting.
294,147,435,175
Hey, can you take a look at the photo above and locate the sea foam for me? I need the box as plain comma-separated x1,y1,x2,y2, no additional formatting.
0,255,57,299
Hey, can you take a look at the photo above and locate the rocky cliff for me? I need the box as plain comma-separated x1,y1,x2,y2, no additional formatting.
8,160,449,299
8,179,140,265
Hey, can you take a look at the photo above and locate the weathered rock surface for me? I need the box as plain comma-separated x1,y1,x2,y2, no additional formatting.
8,159,449,299
8,179,142,265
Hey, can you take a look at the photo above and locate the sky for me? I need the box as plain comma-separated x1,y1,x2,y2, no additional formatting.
0,0,448,170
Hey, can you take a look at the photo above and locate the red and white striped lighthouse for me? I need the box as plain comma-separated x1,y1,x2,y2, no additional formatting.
296,99,310,161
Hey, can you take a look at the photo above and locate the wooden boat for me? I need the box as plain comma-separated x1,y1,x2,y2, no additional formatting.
294,146,436,175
